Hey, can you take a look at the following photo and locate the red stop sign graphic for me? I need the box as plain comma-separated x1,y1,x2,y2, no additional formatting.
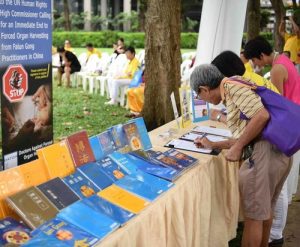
3,64,28,102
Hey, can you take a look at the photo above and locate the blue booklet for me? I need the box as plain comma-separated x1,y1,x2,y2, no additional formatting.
122,122,144,151
89,131,117,161
127,117,152,150
109,152,174,192
37,177,80,210
97,156,164,201
0,217,31,246
108,124,131,153
31,218,99,246
63,170,101,199
96,156,128,181
78,162,113,190
82,195,135,225
147,150,187,173
22,234,69,247
127,151,179,181
57,201,119,240
164,149,198,169
114,176,161,202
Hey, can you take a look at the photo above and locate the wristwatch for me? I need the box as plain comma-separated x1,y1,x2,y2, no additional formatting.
216,113,222,122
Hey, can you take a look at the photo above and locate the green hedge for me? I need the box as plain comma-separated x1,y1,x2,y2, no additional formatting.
53,31,273,49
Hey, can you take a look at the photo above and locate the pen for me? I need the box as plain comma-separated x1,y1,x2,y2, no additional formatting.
201,133,208,139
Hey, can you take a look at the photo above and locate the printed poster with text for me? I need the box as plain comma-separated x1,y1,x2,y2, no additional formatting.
0,0,53,169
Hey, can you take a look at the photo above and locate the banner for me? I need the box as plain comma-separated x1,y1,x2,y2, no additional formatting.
0,0,53,169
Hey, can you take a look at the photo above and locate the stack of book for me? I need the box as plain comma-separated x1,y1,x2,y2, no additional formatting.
0,117,200,246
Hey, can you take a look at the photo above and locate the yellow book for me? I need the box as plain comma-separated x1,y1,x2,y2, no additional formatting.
37,141,75,179
98,184,149,214
18,159,50,187
0,167,28,218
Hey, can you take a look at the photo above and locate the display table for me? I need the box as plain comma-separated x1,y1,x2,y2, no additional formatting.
97,120,239,247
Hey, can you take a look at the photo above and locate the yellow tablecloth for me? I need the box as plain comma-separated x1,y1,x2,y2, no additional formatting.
97,120,239,247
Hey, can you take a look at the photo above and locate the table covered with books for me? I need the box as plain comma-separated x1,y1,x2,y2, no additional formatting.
0,118,239,247
97,120,239,247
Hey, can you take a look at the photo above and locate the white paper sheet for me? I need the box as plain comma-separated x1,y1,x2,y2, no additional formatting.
166,139,212,154
193,126,232,138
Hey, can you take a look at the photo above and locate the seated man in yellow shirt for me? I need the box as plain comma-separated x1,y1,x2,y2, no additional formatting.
86,43,102,61
105,46,140,105
210,50,279,123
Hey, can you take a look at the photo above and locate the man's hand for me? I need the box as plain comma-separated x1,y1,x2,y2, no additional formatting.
194,137,213,149
225,144,243,161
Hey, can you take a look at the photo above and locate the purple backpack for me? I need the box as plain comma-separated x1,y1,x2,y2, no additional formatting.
227,77,300,157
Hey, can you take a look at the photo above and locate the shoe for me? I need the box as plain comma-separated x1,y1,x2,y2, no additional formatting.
269,238,284,247
104,100,116,105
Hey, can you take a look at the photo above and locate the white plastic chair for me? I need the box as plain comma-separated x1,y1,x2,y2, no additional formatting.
180,59,192,85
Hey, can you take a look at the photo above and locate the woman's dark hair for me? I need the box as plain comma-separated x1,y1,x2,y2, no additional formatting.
243,36,273,60
211,50,245,77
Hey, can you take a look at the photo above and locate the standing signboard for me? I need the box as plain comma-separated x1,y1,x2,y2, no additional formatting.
0,0,53,169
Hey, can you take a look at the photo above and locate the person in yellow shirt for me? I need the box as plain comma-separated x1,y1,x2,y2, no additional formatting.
209,50,279,123
86,43,102,61
105,46,140,105
279,16,300,71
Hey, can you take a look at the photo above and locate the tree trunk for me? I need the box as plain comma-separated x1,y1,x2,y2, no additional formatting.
63,0,71,31
141,0,181,131
246,0,261,41
138,0,147,32
270,0,285,52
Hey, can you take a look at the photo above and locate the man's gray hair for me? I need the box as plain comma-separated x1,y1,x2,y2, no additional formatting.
190,64,224,92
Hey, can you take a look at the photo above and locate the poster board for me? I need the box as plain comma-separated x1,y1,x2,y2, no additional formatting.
0,0,53,169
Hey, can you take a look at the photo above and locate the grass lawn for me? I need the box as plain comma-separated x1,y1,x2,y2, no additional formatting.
53,82,129,141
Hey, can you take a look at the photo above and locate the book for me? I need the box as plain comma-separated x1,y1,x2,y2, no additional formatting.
109,152,174,192
66,130,96,167
98,184,149,214
0,217,31,246
148,150,187,173
0,167,28,218
122,122,143,151
57,201,119,239
114,177,160,202
127,117,152,150
96,156,127,182
37,178,80,210
97,157,163,201
36,141,75,179
163,149,198,169
82,195,135,225
127,151,180,181
62,170,101,199
6,187,59,229
18,159,50,187
31,218,99,247
78,163,113,190
191,90,210,122
108,124,131,153
89,131,117,161
22,234,69,246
